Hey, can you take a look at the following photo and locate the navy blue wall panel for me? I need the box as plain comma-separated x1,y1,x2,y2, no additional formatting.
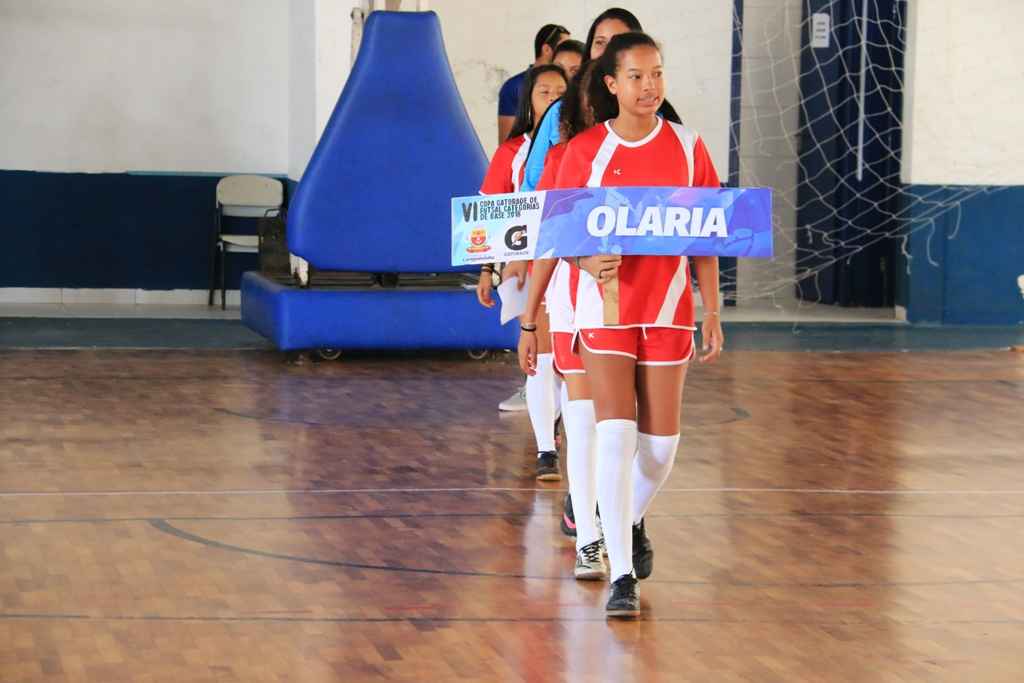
901,185,1024,325
0,171,289,289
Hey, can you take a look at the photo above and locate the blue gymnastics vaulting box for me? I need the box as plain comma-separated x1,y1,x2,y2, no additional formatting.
241,11,516,352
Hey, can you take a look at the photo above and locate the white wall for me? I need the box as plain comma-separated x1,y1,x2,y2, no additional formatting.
289,0,317,182
433,1,584,151
314,1,354,138
430,0,734,174
902,0,1024,185
289,0,356,181
0,0,795,302
0,1,737,187
0,0,289,174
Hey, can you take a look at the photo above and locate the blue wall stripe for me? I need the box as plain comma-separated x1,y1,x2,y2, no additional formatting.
901,185,1024,325
127,171,288,178
0,170,293,289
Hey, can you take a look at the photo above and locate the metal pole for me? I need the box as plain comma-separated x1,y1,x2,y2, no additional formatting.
856,0,869,182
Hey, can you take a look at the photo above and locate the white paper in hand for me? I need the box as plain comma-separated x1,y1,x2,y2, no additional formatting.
498,273,529,325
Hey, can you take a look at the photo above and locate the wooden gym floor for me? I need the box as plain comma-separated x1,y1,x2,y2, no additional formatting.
1,349,1022,682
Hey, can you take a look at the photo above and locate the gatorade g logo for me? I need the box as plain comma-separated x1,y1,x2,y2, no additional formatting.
504,225,528,251
466,228,491,254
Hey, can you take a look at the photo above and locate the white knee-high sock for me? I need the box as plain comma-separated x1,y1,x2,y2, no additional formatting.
564,400,599,548
632,433,680,524
556,377,567,421
526,353,557,453
596,419,638,581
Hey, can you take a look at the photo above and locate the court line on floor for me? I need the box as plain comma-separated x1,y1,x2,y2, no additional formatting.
211,406,753,429
1,374,1020,386
5,510,1024,525
1,612,1022,625
1,486,1023,497
149,519,1024,589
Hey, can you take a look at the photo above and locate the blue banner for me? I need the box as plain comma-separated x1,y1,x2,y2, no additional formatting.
451,186,772,266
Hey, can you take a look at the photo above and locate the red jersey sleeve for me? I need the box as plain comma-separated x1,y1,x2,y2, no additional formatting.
535,143,567,191
691,136,721,188
553,138,592,189
479,144,515,195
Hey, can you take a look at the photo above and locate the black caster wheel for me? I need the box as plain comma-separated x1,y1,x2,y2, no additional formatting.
467,349,490,361
316,348,342,361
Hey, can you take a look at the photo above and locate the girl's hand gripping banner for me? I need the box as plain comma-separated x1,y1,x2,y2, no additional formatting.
451,186,772,266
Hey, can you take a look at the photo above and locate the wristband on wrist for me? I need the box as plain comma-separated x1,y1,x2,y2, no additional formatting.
520,323,538,333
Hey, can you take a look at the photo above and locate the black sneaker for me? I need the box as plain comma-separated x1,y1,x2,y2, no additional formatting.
560,493,576,537
632,519,653,579
605,574,640,618
535,451,561,481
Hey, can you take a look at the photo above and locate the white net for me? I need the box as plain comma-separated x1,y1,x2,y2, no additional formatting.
727,0,1005,309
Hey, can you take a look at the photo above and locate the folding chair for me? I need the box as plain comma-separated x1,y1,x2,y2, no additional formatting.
208,175,283,309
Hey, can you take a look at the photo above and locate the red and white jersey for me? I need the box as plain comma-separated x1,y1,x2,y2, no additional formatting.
479,133,530,195
535,143,575,333
554,118,720,329
536,141,566,192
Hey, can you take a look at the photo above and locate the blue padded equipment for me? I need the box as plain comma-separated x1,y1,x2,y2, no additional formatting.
242,272,515,351
287,10,485,273
241,11,515,352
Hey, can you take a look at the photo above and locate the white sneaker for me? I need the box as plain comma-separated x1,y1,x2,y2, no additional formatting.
574,539,608,580
498,384,527,412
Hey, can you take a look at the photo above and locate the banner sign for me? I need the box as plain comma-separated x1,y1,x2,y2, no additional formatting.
451,186,772,266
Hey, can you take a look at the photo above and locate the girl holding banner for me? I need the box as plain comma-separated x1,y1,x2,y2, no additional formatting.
520,33,725,618
520,6,667,579
476,64,568,481
517,7,684,577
